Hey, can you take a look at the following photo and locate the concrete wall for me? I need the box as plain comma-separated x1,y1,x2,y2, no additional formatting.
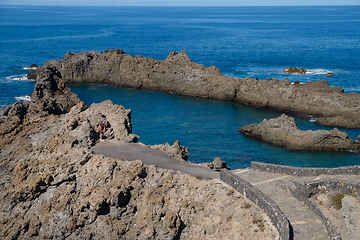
251,162,360,176
220,169,291,240
289,181,343,240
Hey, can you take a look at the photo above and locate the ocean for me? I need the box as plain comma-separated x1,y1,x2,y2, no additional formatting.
1,5,360,169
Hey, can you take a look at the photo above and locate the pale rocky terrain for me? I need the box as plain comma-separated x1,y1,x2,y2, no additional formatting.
0,67,278,239
312,190,360,240
239,114,360,151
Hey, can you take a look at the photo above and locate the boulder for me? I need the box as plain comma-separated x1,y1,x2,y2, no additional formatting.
239,114,360,151
149,140,189,161
208,157,229,171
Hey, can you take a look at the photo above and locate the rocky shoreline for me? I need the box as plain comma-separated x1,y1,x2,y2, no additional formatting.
3,63,360,239
1,67,278,239
239,114,360,151
28,49,360,128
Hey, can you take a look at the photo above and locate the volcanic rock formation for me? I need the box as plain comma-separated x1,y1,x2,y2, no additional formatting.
283,67,307,74
239,114,360,151
28,49,360,128
145,140,190,161
1,67,277,239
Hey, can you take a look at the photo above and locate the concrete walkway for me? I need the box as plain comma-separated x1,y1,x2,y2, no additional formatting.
92,140,220,180
92,140,360,240
233,169,327,239
233,168,360,240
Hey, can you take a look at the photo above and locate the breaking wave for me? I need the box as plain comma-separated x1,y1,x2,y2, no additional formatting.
5,75,29,81
23,67,37,70
14,95,31,102
305,69,332,75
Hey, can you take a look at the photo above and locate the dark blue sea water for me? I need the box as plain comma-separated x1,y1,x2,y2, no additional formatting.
1,5,360,169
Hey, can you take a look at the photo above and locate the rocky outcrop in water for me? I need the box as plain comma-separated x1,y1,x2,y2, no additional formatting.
239,114,360,151
28,49,360,128
284,67,307,74
1,68,277,239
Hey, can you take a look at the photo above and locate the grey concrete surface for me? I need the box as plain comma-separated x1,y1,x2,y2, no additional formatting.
92,140,220,180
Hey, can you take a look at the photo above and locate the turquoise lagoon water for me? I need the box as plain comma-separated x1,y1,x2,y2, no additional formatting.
70,83,360,169
1,5,360,169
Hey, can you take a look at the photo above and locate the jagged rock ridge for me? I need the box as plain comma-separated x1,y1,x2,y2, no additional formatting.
28,49,360,128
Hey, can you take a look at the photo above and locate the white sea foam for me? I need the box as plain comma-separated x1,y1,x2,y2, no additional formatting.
14,95,31,102
23,67,37,70
6,75,28,81
343,87,360,93
305,69,332,75
307,115,317,122
5,75,29,81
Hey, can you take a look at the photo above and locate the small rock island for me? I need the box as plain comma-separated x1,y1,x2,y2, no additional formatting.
239,114,360,151
284,67,307,74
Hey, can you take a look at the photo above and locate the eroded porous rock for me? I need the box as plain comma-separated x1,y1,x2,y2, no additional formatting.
30,66,83,114
148,140,189,161
1,70,277,239
342,196,360,240
75,100,139,143
0,68,136,149
239,114,360,151
28,49,360,128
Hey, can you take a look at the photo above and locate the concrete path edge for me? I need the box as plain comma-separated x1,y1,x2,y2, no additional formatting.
220,169,291,240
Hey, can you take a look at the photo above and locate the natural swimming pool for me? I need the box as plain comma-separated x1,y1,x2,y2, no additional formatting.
70,83,360,170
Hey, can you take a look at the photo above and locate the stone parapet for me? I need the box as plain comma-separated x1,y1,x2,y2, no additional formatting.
288,179,360,240
220,169,290,240
251,162,360,176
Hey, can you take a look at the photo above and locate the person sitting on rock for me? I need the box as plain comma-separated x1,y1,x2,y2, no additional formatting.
97,123,106,139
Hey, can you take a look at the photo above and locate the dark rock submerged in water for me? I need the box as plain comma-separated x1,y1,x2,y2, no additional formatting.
239,114,360,151
1,67,276,239
28,49,360,128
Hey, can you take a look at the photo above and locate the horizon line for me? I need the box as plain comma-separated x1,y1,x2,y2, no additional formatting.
1,4,359,7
